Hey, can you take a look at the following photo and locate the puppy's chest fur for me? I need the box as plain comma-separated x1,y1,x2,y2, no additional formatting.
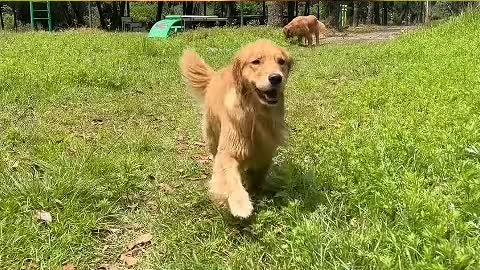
221,93,286,166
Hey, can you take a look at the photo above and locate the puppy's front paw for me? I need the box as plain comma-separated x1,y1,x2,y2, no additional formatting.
228,190,253,218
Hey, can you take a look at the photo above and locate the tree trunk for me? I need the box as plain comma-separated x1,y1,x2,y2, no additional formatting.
287,1,295,22
295,1,299,16
156,2,163,21
367,2,374,24
184,2,193,15
112,1,121,30
374,2,380,24
326,0,340,30
119,1,126,17
0,3,4,30
424,1,430,23
260,2,266,25
382,2,388,25
304,0,310,15
226,2,235,24
417,2,423,24
70,2,86,26
96,2,107,29
399,2,407,25
13,3,17,30
267,1,284,26
353,1,359,27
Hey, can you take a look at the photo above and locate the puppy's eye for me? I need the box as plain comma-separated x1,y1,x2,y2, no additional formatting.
251,59,261,65
278,59,286,65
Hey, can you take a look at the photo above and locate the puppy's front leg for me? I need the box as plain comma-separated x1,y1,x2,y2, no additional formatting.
209,152,253,218
297,36,304,46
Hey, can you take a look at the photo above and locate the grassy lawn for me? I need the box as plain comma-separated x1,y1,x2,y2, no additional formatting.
1,12,480,270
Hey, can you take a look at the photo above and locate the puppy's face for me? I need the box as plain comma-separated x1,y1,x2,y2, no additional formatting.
233,40,293,106
283,26,291,38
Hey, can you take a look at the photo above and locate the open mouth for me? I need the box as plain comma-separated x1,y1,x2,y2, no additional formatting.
255,88,279,105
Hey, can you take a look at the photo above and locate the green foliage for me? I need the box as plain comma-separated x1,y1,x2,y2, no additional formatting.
130,2,156,23
1,11,480,270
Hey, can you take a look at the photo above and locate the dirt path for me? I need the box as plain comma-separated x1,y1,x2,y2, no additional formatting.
322,25,419,44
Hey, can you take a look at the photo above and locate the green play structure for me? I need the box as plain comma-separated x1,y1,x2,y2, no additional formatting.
148,16,184,39
30,1,52,32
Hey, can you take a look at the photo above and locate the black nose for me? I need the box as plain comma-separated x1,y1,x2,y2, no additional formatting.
268,73,283,85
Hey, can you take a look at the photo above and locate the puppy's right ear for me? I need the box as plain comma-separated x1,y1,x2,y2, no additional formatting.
232,56,244,90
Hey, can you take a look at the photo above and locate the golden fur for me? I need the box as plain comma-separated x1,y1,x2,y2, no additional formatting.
180,40,293,218
283,15,331,46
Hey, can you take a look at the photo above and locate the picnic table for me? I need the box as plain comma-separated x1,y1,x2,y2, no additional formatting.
166,15,227,30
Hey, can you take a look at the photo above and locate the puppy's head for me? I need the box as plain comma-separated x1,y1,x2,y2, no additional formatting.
232,39,293,106
283,25,292,38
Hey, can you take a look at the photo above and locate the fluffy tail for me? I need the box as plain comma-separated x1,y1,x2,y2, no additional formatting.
180,50,214,98
318,20,335,37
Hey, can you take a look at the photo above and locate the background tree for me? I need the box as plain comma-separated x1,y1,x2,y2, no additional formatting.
287,1,295,22
367,2,374,24
325,0,340,30
267,1,284,26
156,2,163,21
353,1,359,27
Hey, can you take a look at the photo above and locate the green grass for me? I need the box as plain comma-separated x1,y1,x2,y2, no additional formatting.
1,12,480,270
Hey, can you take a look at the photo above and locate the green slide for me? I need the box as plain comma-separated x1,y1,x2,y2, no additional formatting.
148,17,184,39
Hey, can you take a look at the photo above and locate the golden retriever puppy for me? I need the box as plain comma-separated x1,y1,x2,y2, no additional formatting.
180,40,293,218
283,15,330,47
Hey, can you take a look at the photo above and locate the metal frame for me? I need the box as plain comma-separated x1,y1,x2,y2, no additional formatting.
30,1,52,32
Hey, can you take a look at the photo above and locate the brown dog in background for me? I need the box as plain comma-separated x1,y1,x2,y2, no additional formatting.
180,40,293,218
283,15,331,47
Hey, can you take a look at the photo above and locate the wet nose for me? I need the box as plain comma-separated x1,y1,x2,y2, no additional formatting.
268,73,283,85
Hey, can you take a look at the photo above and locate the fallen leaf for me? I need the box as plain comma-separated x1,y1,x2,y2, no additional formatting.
92,118,103,124
146,201,158,211
193,154,212,165
188,174,209,181
34,210,52,224
193,141,205,147
126,233,153,251
98,264,119,270
124,223,143,230
63,263,76,270
127,203,139,210
12,161,19,170
22,259,38,270
159,183,174,194
92,227,121,235
120,254,138,267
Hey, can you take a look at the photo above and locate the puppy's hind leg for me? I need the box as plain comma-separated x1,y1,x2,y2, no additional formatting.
210,152,253,218
202,115,218,158
306,34,313,48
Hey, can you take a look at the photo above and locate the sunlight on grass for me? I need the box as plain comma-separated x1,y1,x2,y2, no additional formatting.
1,12,480,270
